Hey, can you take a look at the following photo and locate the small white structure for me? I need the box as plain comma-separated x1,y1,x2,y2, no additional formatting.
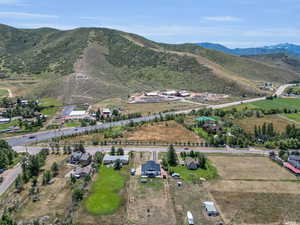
162,90,177,96
102,108,112,117
69,111,87,117
145,91,159,97
21,100,29,105
0,118,10,124
179,91,190,97
103,155,129,165
187,211,194,225
203,201,218,216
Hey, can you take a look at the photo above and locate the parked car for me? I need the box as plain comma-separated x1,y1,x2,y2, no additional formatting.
130,168,136,176
172,173,181,179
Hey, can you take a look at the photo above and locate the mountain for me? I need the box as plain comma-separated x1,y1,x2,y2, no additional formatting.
198,42,300,58
243,53,300,74
1,24,300,103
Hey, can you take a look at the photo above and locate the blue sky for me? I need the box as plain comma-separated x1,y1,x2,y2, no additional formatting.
0,0,299,48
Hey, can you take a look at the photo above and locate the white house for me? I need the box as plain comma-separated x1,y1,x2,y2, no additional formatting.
203,201,218,216
103,155,129,165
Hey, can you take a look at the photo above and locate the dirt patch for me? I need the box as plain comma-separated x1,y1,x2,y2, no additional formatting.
212,191,300,225
208,155,294,180
122,121,203,143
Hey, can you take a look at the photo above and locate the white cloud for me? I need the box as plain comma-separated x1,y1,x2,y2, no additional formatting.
203,16,242,22
0,12,59,19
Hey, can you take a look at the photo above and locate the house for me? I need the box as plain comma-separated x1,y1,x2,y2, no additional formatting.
102,108,112,118
196,116,216,123
283,155,300,176
203,201,219,216
141,161,161,177
70,152,92,166
73,166,92,178
185,157,199,170
103,155,129,165
145,92,159,97
203,123,222,133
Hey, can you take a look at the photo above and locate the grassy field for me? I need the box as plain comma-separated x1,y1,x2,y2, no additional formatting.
208,155,294,180
0,89,8,97
40,98,63,107
171,161,218,181
85,167,126,215
282,113,300,123
235,114,299,133
41,107,60,116
121,121,204,143
64,120,81,128
0,120,18,131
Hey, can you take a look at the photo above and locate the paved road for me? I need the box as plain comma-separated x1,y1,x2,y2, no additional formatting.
12,145,269,155
0,164,21,196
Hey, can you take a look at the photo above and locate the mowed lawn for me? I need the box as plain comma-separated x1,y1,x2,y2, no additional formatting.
249,98,300,110
171,161,218,181
283,113,300,123
0,89,8,97
85,167,126,215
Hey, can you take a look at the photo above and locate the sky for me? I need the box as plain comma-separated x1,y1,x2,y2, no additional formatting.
0,0,299,48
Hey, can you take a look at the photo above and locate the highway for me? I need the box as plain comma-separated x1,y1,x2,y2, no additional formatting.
5,83,294,147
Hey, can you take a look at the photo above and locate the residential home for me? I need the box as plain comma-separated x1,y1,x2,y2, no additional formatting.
0,118,10,124
141,160,161,177
70,152,91,166
103,155,129,165
203,123,222,133
102,108,112,118
185,157,199,170
73,166,92,178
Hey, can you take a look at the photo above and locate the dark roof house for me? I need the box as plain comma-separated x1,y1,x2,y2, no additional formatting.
185,157,199,170
141,161,161,177
203,123,222,133
70,152,91,166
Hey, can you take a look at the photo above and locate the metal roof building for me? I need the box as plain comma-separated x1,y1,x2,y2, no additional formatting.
141,160,161,177
203,201,218,216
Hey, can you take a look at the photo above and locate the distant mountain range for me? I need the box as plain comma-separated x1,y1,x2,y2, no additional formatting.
198,43,300,58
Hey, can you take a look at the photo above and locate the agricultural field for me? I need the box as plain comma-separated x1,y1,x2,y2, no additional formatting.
120,120,204,144
235,114,299,133
207,155,300,225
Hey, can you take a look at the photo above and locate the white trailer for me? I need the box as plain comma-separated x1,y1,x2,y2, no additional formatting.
187,211,194,225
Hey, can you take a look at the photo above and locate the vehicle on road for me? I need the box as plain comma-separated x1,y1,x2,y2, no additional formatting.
28,136,36,139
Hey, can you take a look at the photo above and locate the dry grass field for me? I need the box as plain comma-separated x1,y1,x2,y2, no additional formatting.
208,155,294,180
207,155,300,225
235,115,299,133
121,121,204,143
15,155,72,221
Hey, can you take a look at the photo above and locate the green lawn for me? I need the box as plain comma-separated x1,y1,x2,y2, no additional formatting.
0,89,8,97
0,120,18,131
85,167,126,215
41,107,59,116
171,161,218,181
282,113,300,123
64,120,81,128
39,98,63,107
193,127,208,138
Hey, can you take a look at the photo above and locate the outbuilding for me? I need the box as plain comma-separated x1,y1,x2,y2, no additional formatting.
203,201,218,216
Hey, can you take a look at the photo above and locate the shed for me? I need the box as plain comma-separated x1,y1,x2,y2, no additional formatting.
195,116,216,122
203,201,218,216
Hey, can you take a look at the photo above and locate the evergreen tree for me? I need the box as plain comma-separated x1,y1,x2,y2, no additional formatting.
110,146,116,155
167,145,177,166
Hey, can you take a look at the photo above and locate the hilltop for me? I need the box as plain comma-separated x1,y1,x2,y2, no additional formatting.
1,24,300,103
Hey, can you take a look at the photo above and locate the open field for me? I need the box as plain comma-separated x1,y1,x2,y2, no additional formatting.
84,166,127,215
207,155,300,225
282,113,300,123
0,120,18,131
235,115,299,133
0,89,8,97
14,155,71,221
121,121,204,143
39,98,63,107
93,98,202,115
208,155,294,180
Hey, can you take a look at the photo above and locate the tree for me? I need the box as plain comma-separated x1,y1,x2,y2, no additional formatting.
42,170,52,185
161,157,168,169
15,175,24,192
167,145,177,166
51,162,59,176
114,159,122,170
110,146,116,156
198,153,207,169
94,152,104,164
72,188,84,202
117,147,124,155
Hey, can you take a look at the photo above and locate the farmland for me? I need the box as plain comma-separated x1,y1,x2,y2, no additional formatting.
282,113,300,123
207,155,300,225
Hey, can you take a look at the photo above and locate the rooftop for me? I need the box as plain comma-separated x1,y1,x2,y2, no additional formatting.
196,116,216,122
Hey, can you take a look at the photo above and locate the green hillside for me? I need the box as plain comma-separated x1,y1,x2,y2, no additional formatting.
1,24,299,103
